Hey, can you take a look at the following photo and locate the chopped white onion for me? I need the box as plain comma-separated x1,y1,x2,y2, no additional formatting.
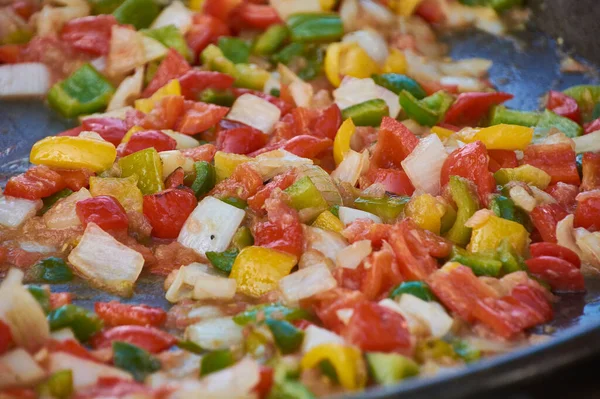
289,79,314,108
90,56,106,73
0,196,41,228
163,130,201,149
43,188,91,229
0,348,46,389
187,305,225,321
165,266,191,303
78,130,105,141
464,209,495,229
556,215,585,259
68,223,145,297
334,77,400,118
401,134,447,195
48,352,132,388
338,206,382,225
395,294,453,338
302,325,346,354
339,0,359,31
331,149,369,186
438,58,493,78
279,264,337,304
107,66,144,111
185,317,243,351
251,149,313,180
141,34,169,64
178,196,245,256
227,94,281,134
335,308,354,326
150,1,193,34
304,225,348,263
574,228,600,269
81,106,134,121
296,164,343,206
19,242,55,253
439,76,488,93
529,186,557,205
106,26,145,77
360,0,395,25
573,130,600,153
51,328,76,342
0,63,50,98
36,0,90,36
336,240,372,269
185,264,236,300
160,150,195,179
508,185,536,213
270,0,321,20
379,298,427,336
342,29,389,65
263,72,281,95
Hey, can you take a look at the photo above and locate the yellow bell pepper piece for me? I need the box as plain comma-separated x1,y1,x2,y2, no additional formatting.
30,136,116,173
301,344,367,391
389,0,423,16
121,126,144,144
382,48,407,74
312,210,345,234
339,43,380,80
494,164,552,190
189,0,204,11
467,212,529,255
405,193,446,234
230,246,297,297
89,175,143,213
325,43,343,88
320,0,337,10
431,126,455,140
464,124,533,150
214,151,252,182
333,118,356,165
134,79,181,114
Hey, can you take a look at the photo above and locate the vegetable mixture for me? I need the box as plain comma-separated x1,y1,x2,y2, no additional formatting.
1,0,600,397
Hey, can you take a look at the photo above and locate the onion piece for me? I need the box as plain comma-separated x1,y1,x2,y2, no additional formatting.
438,58,492,78
178,196,246,256
296,164,343,206
162,130,200,149
0,196,41,228
360,0,395,25
279,264,337,304
395,294,453,338
43,188,91,229
37,0,90,36
141,35,168,64
270,0,321,20
508,185,536,213
573,130,600,153
338,206,382,225
335,308,354,326
334,77,400,118
401,134,447,195
251,149,313,180
0,63,50,98
51,328,76,342
185,317,244,351
150,1,193,34
339,0,359,31
556,215,584,259
331,149,369,186
173,263,238,301
574,228,600,269
165,266,191,303
48,352,132,388
0,348,46,389
304,225,348,263
336,240,372,269
160,150,195,179
227,94,281,134
302,325,346,354
68,223,145,297
379,299,427,336
106,26,145,77
289,79,314,108
439,76,488,92
107,66,144,111
81,106,134,121
342,29,389,65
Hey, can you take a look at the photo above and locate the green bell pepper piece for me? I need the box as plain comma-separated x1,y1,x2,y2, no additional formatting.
265,318,304,354
255,24,289,56
449,246,503,277
451,339,481,362
113,341,161,381
341,99,389,127
218,37,251,64
200,349,236,376
366,352,419,386
232,226,254,250
36,257,73,284
489,106,540,127
445,176,479,246
496,237,526,274
233,303,312,326
176,340,205,354
206,248,239,275
536,109,583,138
399,90,452,127
286,13,344,43
37,370,73,399
297,46,324,81
270,88,281,97
329,204,340,218
118,148,164,195
112,0,160,29
563,85,600,122
592,102,600,120
489,194,516,221
440,202,458,235
144,60,160,85
354,195,409,222
372,73,426,99
199,88,235,106
142,24,192,61
40,188,73,215
421,90,454,116
272,42,305,65
89,0,124,14
220,197,247,209
234,63,271,90
389,281,436,302
284,176,328,210
268,380,315,399
190,161,216,198
48,305,103,342
28,285,51,314
47,64,115,118
202,44,238,76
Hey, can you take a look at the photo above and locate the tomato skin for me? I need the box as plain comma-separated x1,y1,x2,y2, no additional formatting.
165,167,185,189
186,14,230,61
361,246,403,300
179,70,235,101
529,243,581,268
254,366,274,399
177,102,229,135
546,90,581,123
522,143,580,185
74,377,158,399
372,117,419,169
181,143,217,162
142,49,191,98
387,220,440,281
81,117,128,146
76,195,129,231
143,189,198,239
0,320,13,355
231,3,282,30
530,204,568,244
121,130,177,156
444,92,513,127
312,104,342,139
253,193,304,258
312,288,368,333
94,301,167,328
526,256,585,292
281,135,332,159
60,15,118,57
90,325,176,353
4,165,66,200
47,339,98,362
343,218,392,248
217,125,268,155
52,168,94,191
488,149,518,173
581,152,600,191
247,170,297,213
545,182,578,212
574,191,600,232
142,95,186,131
415,0,446,23
49,292,73,310
366,168,415,196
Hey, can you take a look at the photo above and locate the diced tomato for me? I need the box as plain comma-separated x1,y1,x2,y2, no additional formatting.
584,118,600,135
165,167,185,189
49,292,73,310
372,117,419,169
0,388,36,399
47,339,98,362
121,130,177,156
4,165,66,200
312,104,342,139
179,70,235,101
387,220,439,281
203,0,243,20
529,242,581,268
530,204,568,243
522,143,580,185
582,152,600,191
0,320,13,355
177,102,229,135
0,44,23,64
545,182,578,212
57,126,85,137
60,15,118,57
488,149,518,173
253,192,304,257
142,49,191,98
546,90,581,123
81,117,128,146
574,190,600,232
76,195,129,231
11,0,37,20
248,170,297,213
143,189,198,239
90,325,176,353
21,36,89,81
528,256,585,292
510,284,553,321
230,3,282,30
441,141,495,206
233,88,294,115
210,163,263,201
444,92,513,127
311,288,368,333
253,366,274,399
94,301,167,328
6,247,41,268
342,219,392,248
366,168,415,196
181,143,217,162
281,135,332,159
74,377,158,399
52,168,94,191
186,14,230,61
142,95,186,131
361,246,403,300
217,125,268,155
415,0,446,23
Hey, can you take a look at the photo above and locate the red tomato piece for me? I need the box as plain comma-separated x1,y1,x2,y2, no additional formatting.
253,192,304,257
233,88,294,115
530,204,568,243
217,125,268,155
165,167,185,189
281,135,332,159
0,320,13,355
522,143,580,185
574,191,600,232
94,301,167,327
74,377,158,399
181,144,217,162
0,44,24,64
525,256,585,292
545,182,578,212
177,102,229,135
312,104,342,139
210,163,263,201
584,118,600,135
142,49,191,98
546,90,581,123
529,242,581,268
441,141,495,206
253,366,274,399
387,220,440,281
57,126,85,137
361,246,403,300
11,1,37,20
47,339,98,362
21,36,88,81
444,92,513,127
142,95,186,131
186,14,230,61
203,0,243,20
121,130,177,156
510,284,553,322
581,152,600,191
343,301,412,355
372,117,419,169
179,70,235,100
488,149,518,173
76,195,129,231
4,165,66,200
60,15,118,57
49,292,73,310
143,189,198,239
367,168,415,196
52,168,94,191
247,170,297,213
81,117,128,146
230,3,282,30
90,325,176,353
342,218,392,248
311,288,368,333
0,388,36,399
415,0,446,23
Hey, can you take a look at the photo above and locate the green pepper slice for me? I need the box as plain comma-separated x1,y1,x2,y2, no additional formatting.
563,85,600,121
199,88,235,106
112,0,160,29
496,237,526,274
28,285,51,314
489,105,541,127
232,226,254,250
286,13,344,43
284,176,328,210
113,341,161,381
254,24,289,56
48,304,103,342
37,370,73,399
272,42,305,65
354,195,409,222
206,248,239,275
118,148,164,195
449,246,503,277
536,109,583,138
489,195,516,221
389,281,436,302
445,176,479,246
40,188,73,215
89,0,124,14
233,303,312,326
200,349,236,376
265,318,304,354
372,73,426,99
191,161,216,198
341,99,389,127
36,257,73,284
451,339,481,362
218,37,251,64
220,197,247,209
366,352,419,386
142,25,192,61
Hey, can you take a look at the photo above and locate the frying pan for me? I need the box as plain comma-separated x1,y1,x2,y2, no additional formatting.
1,1,600,397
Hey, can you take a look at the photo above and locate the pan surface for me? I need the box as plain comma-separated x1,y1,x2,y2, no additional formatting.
1,13,600,399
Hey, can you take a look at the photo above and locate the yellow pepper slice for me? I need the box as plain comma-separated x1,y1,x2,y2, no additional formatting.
494,164,552,190
214,151,252,182
339,43,380,80
230,246,297,297
189,0,204,11
312,210,345,234
320,0,337,10
461,124,533,150
134,79,181,114
467,212,529,255
333,118,356,165
121,126,144,144
431,126,455,140
382,48,407,74
30,136,116,173
389,0,423,16
89,175,143,213
405,193,446,234
325,43,344,88
301,344,367,391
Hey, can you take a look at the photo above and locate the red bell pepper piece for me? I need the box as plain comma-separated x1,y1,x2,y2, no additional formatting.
141,95,186,131
49,292,73,310
176,102,229,135
142,49,191,98
253,366,274,399
582,152,600,191
81,117,128,146
121,130,177,156
415,0,446,23
47,339,98,362
181,143,217,162
366,168,415,196
584,118,600,135
186,14,230,62
60,15,118,57
546,90,581,123
76,195,129,231
281,135,332,159
312,104,342,139
312,288,368,333
203,0,242,21
90,325,176,353
574,190,600,232
526,256,585,292
522,143,580,185
530,203,568,243
0,320,13,355
372,117,419,169
143,189,198,239
57,126,85,137
444,92,513,127
74,377,158,399
94,301,167,327
530,242,581,268
179,70,235,100
230,3,282,31
387,220,439,281
253,192,304,257
4,165,66,200
53,168,94,191
488,149,519,173
217,125,268,155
